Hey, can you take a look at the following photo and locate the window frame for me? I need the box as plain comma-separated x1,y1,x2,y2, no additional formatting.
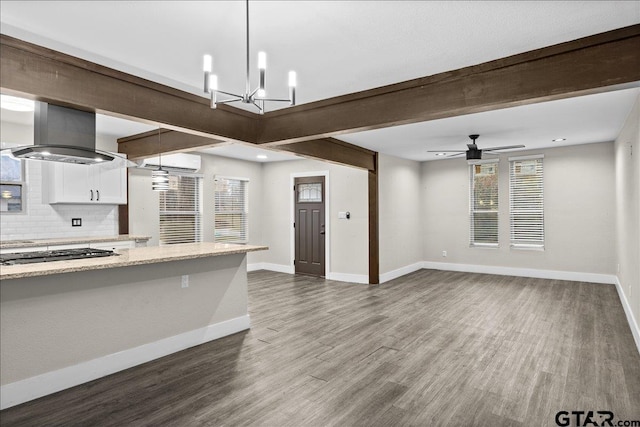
158,172,203,246
0,152,26,214
469,159,500,248
509,154,545,251
214,175,249,244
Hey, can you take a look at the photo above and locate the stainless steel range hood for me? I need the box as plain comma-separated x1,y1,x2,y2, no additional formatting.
10,102,115,164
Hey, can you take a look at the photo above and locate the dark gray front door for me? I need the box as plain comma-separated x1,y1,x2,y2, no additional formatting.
294,176,325,277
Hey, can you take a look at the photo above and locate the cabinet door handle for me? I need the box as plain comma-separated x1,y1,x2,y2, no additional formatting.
90,190,94,201
96,190,100,201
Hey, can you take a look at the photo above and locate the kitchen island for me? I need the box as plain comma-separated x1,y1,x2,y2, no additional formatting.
0,242,267,409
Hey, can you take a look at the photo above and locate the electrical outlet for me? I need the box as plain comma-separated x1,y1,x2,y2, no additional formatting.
181,275,189,288
71,218,82,227
442,250,447,257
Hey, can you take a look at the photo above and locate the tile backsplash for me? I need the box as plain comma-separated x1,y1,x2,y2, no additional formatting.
1,161,118,241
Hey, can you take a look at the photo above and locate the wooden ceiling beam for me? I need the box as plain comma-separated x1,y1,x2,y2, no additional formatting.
0,34,257,144
118,130,376,171
277,138,376,171
256,24,640,145
117,129,227,160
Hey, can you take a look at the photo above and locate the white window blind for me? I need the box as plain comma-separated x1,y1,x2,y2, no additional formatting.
214,177,248,243
159,174,202,245
509,155,544,249
469,160,499,246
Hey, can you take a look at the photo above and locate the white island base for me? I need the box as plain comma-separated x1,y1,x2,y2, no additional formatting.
0,244,266,409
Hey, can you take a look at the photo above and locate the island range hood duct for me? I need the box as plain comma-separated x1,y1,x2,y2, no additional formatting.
10,102,115,164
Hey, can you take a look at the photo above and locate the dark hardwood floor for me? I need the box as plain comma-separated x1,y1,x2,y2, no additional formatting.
1,269,639,426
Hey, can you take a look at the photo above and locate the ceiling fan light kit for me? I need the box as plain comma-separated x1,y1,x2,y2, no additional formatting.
428,134,525,160
202,0,296,114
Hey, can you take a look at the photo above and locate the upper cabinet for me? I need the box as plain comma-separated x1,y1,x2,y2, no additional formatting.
42,160,127,205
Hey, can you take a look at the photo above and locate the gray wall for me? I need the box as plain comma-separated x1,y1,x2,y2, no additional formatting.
128,152,264,264
615,93,640,331
261,159,369,277
421,142,616,275
378,154,423,275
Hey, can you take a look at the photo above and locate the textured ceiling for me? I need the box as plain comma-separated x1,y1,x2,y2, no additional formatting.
1,1,639,162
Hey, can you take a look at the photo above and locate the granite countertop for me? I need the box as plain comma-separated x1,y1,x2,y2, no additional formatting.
0,243,268,280
0,235,151,249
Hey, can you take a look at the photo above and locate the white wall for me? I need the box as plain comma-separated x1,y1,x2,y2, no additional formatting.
615,93,640,343
378,154,423,279
261,159,369,279
422,142,616,276
0,121,119,240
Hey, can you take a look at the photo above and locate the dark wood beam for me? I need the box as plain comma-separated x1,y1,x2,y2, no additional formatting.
118,129,226,160
256,24,640,145
277,138,376,171
0,34,257,143
119,129,377,171
368,154,379,285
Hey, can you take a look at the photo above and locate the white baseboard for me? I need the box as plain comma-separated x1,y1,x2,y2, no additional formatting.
614,277,640,356
380,262,424,284
422,261,617,285
250,263,368,284
327,272,369,284
0,315,250,410
247,262,294,274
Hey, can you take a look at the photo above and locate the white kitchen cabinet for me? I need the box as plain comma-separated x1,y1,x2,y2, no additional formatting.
43,160,127,205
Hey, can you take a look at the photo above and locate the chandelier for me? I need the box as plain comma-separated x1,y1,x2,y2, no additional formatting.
202,0,297,114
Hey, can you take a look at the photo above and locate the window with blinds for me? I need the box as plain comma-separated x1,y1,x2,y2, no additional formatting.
159,174,202,245
469,160,499,247
509,155,544,249
214,177,248,243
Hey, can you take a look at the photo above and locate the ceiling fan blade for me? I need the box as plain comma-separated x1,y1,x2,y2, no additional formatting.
427,150,465,153
446,153,466,158
482,145,525,151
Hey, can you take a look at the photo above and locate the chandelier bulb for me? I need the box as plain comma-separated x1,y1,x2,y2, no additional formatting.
203,54,212,72
258,52,266,70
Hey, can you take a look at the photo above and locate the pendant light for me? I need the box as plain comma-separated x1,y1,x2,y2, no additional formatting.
151,129,169,191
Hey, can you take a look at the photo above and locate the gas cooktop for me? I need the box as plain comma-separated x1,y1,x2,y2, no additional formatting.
0,248,119,265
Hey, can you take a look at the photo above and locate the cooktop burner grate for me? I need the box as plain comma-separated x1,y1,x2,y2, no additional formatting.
0,248,119,265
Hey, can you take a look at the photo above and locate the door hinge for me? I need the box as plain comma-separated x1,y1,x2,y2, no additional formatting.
293,260,296,265
293,222,295,228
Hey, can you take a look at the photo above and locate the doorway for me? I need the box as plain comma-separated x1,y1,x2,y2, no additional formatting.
294,176,326,277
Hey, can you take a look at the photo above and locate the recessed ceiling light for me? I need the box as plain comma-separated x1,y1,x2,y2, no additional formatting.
435,153,447,156
256,154,268,160
552,138,566,142
1,95,35,112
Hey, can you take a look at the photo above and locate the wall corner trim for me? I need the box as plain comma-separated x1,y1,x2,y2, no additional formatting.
0,315,251,410
380,262,424,284
615,276,640,357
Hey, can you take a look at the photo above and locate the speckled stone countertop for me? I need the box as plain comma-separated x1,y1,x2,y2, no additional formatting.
0,243,268,280
0,235,151,250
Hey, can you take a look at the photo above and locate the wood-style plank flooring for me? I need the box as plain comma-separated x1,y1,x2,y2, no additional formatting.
2,270,639,426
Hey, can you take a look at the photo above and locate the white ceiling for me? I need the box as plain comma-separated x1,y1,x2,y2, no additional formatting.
1,1,638,163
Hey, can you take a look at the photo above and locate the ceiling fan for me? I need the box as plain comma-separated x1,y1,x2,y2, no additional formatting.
429,134,525,160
